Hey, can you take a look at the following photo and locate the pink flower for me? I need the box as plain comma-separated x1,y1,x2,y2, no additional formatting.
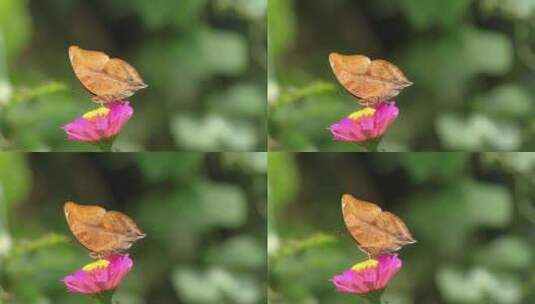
328,102,399,143
63,255,133,294
331,254,402,295
63,102,133,143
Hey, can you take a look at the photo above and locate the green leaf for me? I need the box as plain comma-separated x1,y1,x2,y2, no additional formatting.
401,152,468,182
205,236,266,271
136,181,247,246
403,31,468,96
436,266,522,303
208,270,261,304
272,233,337,262
173,267,261,304
408,180,512,252
503,153,535,173
213,0,267,20
0,34,11,105
436,113,521,151
10,81,68,105
197,182,247,229
268,153,299,213
0,184,11,258
173,267,221,303
0,153,30,210
473,83,532,118
198,28,249,76
220,152,267,174
268,0,297,56
403,28,512,97
171,114,257,151
464,180,513,228
400,0,470,30
206,83,266,118
272,81,337,109
133,0,207,30
463,27,513,75
474,236,533,271
480,0,535,19
0,0,31,60
8,233,69,260
137,28,248,95
134,153,204,181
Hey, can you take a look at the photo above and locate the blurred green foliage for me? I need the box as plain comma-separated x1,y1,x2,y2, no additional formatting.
268,152,535,303
0,0,266,151
268,0,535,151
0,152,267,303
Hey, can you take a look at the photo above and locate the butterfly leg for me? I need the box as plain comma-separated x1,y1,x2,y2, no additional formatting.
357,245,373,260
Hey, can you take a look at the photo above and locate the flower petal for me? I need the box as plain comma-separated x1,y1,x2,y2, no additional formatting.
62,102,133,143
62,255,134,295
331,254,402,295
329,102,399,143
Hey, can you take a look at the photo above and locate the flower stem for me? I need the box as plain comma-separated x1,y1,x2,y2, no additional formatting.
364,291,382,304
360,139,380,152
95,140,114,152
94,291,114,304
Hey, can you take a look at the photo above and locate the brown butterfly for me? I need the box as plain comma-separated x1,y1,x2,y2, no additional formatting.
64,201,146,259
341,194,416,258
329,53,412,106
68,45,148,104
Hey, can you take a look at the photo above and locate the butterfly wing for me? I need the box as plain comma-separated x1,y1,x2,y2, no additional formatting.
69,46,112,97
341,194,415,258
329,53,412,105
68,45,147,103
367,59,412,102
69,46,109,70
341,194,386,256
97,58,147,102
329,53,372,100
64,201,145,258
368,60,412,87
375,210,416,249
101,211,146,253
64,201,113,255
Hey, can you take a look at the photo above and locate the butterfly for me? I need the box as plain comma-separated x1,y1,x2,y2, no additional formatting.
64,201,146,259
68,45,148,104
341,194,416,258
329,53,412,106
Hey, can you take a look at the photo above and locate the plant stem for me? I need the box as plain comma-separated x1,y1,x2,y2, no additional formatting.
360,139,380,152
271,81,337,109
96,140,113,152
364,291,382,304
94,291,114,304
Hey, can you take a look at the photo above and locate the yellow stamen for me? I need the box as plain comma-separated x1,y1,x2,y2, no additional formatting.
82,259,110,272
83,107,110,120
348,107,376,121
352,259,378,271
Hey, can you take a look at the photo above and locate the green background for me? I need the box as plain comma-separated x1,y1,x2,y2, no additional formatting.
269,152,535,303
0,152,267,303
0,0,266,151
269,0,535,151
